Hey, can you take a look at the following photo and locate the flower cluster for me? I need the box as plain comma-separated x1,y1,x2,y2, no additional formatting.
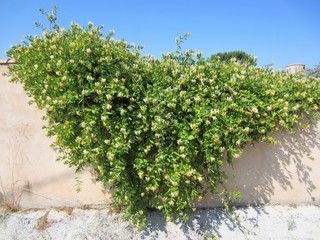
6,12,320,226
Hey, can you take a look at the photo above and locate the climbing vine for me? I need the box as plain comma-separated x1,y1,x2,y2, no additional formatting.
6,7,320,226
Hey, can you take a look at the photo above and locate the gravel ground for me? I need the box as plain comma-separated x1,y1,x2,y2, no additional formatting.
1,205,320,240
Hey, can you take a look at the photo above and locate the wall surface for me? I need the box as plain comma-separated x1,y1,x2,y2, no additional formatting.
1,62,319,209
0,63,111,208
286,63,306,74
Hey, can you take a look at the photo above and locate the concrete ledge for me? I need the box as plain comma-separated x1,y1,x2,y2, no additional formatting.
1,205,320,239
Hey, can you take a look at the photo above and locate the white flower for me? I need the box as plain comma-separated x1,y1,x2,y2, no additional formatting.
50,55,54,59
179,91,186,97
106,104,112,110
105,94,112,100
233,153,240,159
83,150,89,155
252,107,259,114
34,64,38,70
86,75,94,81
293,104,300,111
107,152,114,159
171,192,179,197
86,48,92,53
145,177,150,182
194,96,201,102
134,130,141,135
243,127,250,133
101,116,107,122
42,30,49,37
120,109,126,115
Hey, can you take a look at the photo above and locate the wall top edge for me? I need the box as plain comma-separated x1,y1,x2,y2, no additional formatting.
0,59,16,65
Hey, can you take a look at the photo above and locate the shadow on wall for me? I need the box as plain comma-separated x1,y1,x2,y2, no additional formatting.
199,119,320,207
234,120,319,206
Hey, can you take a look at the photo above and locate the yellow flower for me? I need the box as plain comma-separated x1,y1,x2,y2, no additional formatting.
151,186,158,192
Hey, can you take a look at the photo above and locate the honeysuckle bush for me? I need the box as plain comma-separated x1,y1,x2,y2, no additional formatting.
6,10,320,226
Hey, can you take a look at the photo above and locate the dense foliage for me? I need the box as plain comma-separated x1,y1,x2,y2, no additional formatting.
6,8,320,226
208,50,257,66
307,63,320,78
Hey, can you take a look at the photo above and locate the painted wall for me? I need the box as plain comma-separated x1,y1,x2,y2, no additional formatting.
1,63,319,209
286,64,306,74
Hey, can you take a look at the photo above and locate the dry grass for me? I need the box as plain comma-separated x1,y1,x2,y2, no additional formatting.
0,124,29,213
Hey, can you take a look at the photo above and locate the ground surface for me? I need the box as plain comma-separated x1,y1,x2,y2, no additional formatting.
1,205,320,239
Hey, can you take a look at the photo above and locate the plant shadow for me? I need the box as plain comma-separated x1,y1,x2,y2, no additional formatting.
139,120,320,239
231,120,320,206
139,206,268,239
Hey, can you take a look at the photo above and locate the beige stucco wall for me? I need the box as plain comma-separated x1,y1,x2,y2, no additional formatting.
0,63,111,208
199,123,320,207
1,62,319,209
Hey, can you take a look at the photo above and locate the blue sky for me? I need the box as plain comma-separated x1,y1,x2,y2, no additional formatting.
1,0,319,70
